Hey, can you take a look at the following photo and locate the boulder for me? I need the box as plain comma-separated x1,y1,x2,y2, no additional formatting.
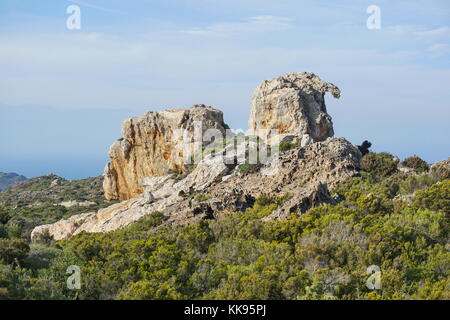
263,183,336,221
248,72,340,144
103,104,228,201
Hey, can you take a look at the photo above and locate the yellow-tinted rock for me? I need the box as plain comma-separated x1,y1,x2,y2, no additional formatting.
249,72,340,145
103,105,227,200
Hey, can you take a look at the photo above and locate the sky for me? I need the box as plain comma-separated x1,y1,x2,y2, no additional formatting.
0,0,449,180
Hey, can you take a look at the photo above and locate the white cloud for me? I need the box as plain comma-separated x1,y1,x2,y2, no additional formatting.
182,16,294,37
66,0,122,14
427,43,450,57
386,25,450,40
385,25,425,35
415,26,450,40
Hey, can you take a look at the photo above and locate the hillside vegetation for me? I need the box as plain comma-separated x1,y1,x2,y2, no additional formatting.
0,154,449,300
0,174,116,239
0,173,27,192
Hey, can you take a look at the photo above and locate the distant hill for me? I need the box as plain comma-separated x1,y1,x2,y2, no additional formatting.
0,172,27,191
0,173,116,239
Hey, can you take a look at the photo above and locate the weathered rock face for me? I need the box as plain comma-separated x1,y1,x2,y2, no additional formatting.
103,105,227,201
262,183,336,221
31,72,364,242
30,143,246,240
248,72,340,144
212,137,361,198
31,137,361,241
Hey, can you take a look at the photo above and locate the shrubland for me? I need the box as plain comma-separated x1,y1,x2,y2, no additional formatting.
0,153,448,300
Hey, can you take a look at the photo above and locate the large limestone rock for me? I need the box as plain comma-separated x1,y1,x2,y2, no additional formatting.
248,72,340,144
103,105,227,201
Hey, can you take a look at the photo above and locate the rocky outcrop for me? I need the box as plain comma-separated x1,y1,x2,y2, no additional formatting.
263,183,336,221
431,157,450,171
248,72,340,145
31,72,364,242
31,141,245,240
103,105,228,201
31,137,361,241
211,137,361,197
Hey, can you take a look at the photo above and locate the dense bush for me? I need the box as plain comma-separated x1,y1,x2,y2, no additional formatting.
402,155,430,173
0,238,30,265
0,207,10,225
0,168,449,300
413,180,450,214
360,152,398,180
0,225,8,239
399,173,439,195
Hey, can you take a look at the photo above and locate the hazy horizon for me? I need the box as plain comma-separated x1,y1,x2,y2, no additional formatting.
1,0,449,180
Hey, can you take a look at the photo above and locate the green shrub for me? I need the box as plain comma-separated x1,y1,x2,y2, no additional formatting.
402,155,429,173
399,173,440,195
238,163,260,175
195,194,213,203
279,141,299,152
0,224,8,239
127,211,166,232
255,193,291,207
0,206,10,225
1,160,450,300
5,222,23,239
381,172,409,197
360,152,398,180
0,238,30,265
413,180,450,214
31,229,54,246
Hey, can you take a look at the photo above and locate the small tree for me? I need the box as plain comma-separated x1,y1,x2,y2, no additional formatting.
402,155,429,173
360,152,398,180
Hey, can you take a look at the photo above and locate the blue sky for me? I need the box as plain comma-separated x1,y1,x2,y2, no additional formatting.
0,0,449,179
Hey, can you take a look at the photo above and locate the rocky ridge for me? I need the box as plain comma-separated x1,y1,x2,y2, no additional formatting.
31,137,361,241
31,72,363,241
